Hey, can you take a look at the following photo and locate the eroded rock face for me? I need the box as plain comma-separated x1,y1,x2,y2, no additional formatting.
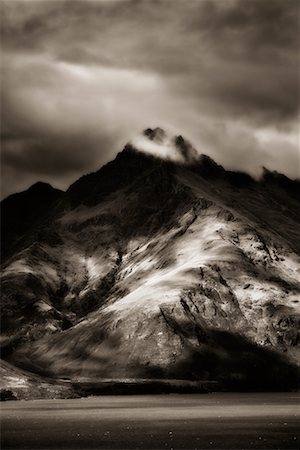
1,130,300,390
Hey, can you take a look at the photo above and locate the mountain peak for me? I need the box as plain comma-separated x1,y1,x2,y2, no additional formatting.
129,127,198,164
143,127,167,143
27,181,58,194
174,134,198,162
261,167,300,200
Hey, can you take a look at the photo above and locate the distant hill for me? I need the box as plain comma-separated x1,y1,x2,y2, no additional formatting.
1,182,63,261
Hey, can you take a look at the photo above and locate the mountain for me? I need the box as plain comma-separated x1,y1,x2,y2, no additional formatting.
1,128,300,393
1,182,63,261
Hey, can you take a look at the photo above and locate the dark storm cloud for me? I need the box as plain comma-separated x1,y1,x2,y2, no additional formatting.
2,134,113,175
1,0,299,198
182,0,299,123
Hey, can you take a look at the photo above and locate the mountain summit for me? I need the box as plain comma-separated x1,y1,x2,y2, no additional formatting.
130,127,198,163
1,129,300,394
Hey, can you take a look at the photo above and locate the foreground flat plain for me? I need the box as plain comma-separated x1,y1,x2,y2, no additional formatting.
1,393,299,450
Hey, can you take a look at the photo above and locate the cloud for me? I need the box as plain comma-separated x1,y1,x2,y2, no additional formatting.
1,0,299,198
1,52,167,196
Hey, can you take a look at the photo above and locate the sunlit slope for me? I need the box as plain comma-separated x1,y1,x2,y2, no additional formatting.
0,360,75,400
1,131,300,389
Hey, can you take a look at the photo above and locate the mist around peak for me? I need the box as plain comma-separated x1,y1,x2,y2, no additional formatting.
129,127,199,164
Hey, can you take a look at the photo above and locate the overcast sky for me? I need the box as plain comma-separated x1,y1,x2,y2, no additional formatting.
1,0,299,198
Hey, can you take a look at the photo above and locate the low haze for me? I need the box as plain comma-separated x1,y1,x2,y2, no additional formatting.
1,0,299,198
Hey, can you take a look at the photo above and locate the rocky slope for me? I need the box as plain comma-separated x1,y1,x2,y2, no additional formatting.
0,360,75,400
1,128,300,391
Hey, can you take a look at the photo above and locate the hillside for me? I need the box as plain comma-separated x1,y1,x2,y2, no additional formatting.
1,128,300,393
1,182,63,262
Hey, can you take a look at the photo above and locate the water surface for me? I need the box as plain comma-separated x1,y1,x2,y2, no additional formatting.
1,393,299,449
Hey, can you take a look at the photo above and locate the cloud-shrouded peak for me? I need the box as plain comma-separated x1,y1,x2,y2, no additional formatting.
143,127,167,144
174,135,198,163
1,0,299,198
129,128,199,164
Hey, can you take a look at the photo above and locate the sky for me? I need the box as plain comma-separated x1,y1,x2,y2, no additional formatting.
1,0,299,198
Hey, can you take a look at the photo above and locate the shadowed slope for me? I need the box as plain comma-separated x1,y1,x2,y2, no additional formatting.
1,182,63,262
